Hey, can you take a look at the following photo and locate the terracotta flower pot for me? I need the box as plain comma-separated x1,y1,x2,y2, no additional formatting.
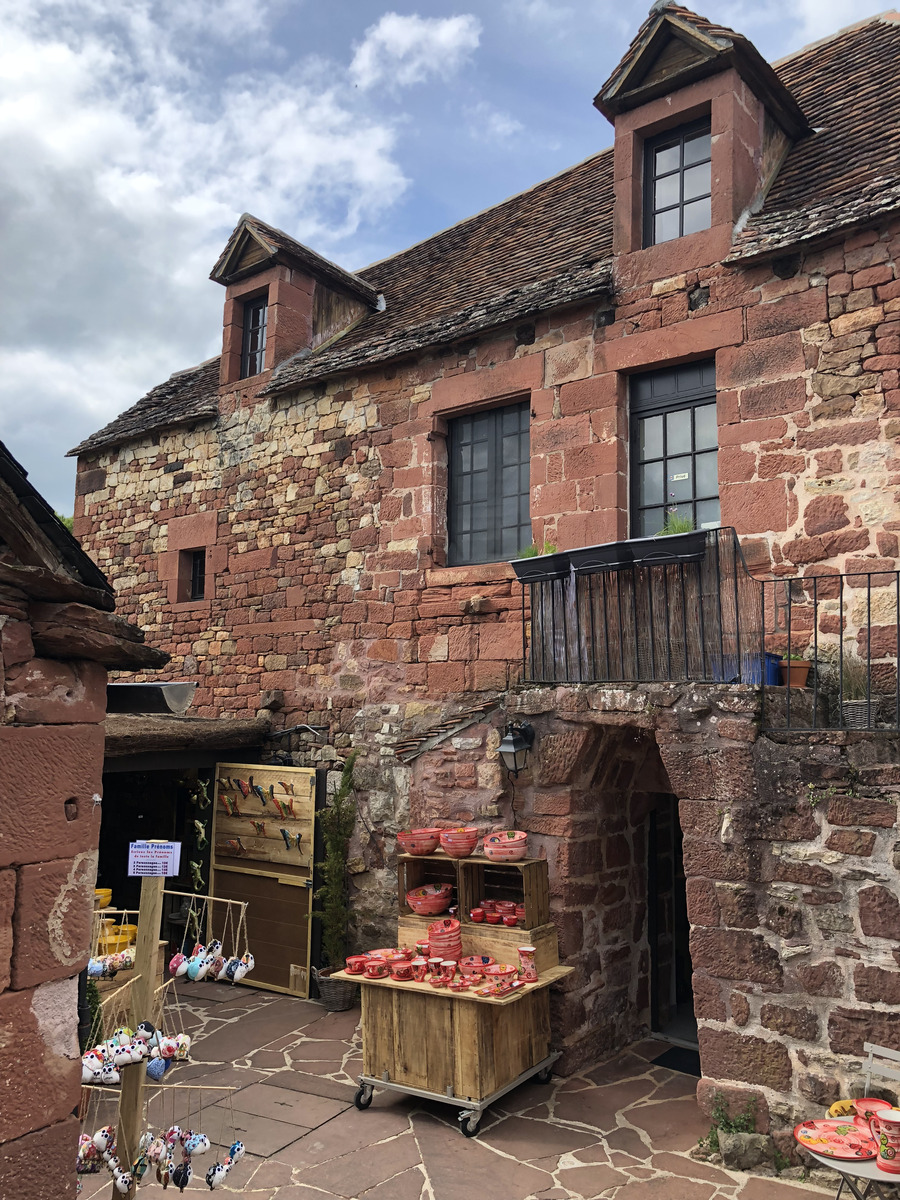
779,658,811,688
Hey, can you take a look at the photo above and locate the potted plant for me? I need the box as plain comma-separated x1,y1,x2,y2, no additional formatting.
510,541,570,583
311,751,359,1011
840,654,874,728
779,652,812,688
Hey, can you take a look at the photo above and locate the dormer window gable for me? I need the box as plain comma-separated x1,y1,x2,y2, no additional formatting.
211,214,381,389
597,4,810,272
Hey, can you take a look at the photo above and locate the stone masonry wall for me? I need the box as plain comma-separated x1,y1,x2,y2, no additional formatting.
0,583,108,1196
505,683,900,1135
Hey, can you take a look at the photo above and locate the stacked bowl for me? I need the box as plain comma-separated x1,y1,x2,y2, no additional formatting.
428,917,462,961
438,827,479,859
406,883,452,915
397,828,441,856
483,830,528,862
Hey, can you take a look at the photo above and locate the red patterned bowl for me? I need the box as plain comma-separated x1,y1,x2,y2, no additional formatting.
484,830,528,861
459,955,495,974
397,828,441,856
483,963,518,981
439,828,479,859
406,884,453,915
366,947,399,960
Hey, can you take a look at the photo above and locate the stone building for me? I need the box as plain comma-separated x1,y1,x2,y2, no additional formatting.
0,441,166,1196
71,5,900,1133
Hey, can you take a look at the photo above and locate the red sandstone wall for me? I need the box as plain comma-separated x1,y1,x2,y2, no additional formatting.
0,585,107,1195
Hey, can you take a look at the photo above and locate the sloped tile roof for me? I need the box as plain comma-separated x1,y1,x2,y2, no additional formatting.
68,357,220,457
73,9,900,449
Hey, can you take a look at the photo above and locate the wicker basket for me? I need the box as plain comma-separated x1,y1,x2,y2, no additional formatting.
842,699,874,729
311,966,357,1012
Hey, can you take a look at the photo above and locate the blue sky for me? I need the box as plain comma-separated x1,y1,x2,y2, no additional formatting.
0,0,887,512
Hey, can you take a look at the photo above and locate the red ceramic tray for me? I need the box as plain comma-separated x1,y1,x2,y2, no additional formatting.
793,1118,877,1159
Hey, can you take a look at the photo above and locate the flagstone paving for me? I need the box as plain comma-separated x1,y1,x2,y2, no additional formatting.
75,983,839,1199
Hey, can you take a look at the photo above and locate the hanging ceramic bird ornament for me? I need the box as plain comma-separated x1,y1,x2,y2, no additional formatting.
225,956,242,982
185,1133,210,1155
205,1161,229,1189
100,1062,120,1085
164,1126,183,1148
216,957,233,982
106,1155,121,1174
136,1020,156,1042
113,1167,134,1194
168,952,185,975
93,1126,115,1154
146,1055,168,1081
174,1033,192,1060
147,1138,166,1164
227,1141,245,1162
172,1161,192,1192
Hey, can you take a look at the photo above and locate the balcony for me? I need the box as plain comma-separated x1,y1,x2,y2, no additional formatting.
512,527,900,732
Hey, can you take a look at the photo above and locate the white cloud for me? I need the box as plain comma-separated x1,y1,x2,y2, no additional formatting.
465,101,523,142
0,0,411,510
350,12,481,91
510,0,573,24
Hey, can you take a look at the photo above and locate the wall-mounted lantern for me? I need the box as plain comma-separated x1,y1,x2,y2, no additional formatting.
498,721,535,779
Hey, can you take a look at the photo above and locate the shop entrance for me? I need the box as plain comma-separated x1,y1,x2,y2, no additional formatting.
647,794,696,1046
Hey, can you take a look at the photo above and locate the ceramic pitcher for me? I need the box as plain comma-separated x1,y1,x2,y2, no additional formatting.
869,1108,900,1173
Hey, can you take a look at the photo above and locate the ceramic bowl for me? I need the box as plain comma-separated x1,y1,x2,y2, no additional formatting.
483,830,528,862
397,828,441,856
429,977,446,988
469,909,485,922
345,955,368,975
485,913,502,925
483,963,518,981
502,915,518,927
438,828,479,859
428,918,460,936
448,980,470,992
364,962,389,979
94,888,113,909
459,955,495,974
390,963,413,981
495,901,517,914
406,883,453,915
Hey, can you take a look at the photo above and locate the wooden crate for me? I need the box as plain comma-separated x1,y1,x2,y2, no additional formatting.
396,916,559,973
358,980,551,1101
457,857,550,930
397,853,459,918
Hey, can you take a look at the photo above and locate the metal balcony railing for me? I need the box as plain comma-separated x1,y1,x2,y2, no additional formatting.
513,528,900,732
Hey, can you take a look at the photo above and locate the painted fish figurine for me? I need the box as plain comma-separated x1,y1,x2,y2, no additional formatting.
193,819,208,849
205,1161,230,1189
279,827,292,850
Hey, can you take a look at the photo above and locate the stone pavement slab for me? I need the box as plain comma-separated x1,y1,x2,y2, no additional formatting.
230,1081,348,1127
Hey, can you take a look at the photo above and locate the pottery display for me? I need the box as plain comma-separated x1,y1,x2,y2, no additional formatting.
427,917,462,959
469,908,485,922
438,827,479,859
397,828,442,856
483,830,528,862
406,883,453,915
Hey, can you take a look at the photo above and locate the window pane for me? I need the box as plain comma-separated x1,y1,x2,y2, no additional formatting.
654,143,680,174
639,507,666,537
683,161,710,201
683,195,711,235
472,441,488,472
654,208,680,244
667,456,692,502
694,403,717,450
666,408,691,455
639,461,663,506
639,414,663,459
655,173,680,209
696,498,721,530
684,129,711,166
695,450,719,497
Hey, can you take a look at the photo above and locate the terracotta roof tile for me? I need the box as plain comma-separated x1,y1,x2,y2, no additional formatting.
68,357,220,457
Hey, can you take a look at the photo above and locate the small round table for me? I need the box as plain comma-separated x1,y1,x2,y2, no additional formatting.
806,1149,900,1200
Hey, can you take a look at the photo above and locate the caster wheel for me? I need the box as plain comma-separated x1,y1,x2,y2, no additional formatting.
459,1114,482,1137
354,1086,374,1110
535,1066,553,1084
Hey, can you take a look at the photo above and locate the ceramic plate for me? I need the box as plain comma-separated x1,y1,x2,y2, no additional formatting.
793,1119,877,1159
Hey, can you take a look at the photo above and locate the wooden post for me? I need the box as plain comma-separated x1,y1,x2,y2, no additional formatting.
112,873,164,1196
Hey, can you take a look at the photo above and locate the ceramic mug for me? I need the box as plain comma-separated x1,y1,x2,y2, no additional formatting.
364,960,389,979
518,945,538,982
439,960,457,982
427,957,442,977
345,955,368,975
411,957,428,981
470,909,485,923
869,1110,900,1173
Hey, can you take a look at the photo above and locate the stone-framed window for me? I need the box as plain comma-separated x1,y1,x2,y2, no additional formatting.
447,401,531,566
240,293,268,379
643,119,712,247
630,359,719,537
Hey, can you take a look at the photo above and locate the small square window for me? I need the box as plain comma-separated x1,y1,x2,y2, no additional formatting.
240,294,268,378
643,119,712,248
177,548,207,602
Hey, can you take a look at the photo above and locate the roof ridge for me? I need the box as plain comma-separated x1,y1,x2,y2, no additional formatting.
357,147,613,278
772,9,898,67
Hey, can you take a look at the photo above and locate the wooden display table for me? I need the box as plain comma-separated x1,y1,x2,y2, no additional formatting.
333,965,572,1136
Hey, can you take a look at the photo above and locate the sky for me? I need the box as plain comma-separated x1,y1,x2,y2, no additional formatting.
0,0,891,513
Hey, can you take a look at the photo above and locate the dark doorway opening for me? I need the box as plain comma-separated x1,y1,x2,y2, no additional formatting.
648,794,697,1046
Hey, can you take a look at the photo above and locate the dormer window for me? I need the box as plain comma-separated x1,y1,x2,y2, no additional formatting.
240,294,268,378
644,119,712,247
